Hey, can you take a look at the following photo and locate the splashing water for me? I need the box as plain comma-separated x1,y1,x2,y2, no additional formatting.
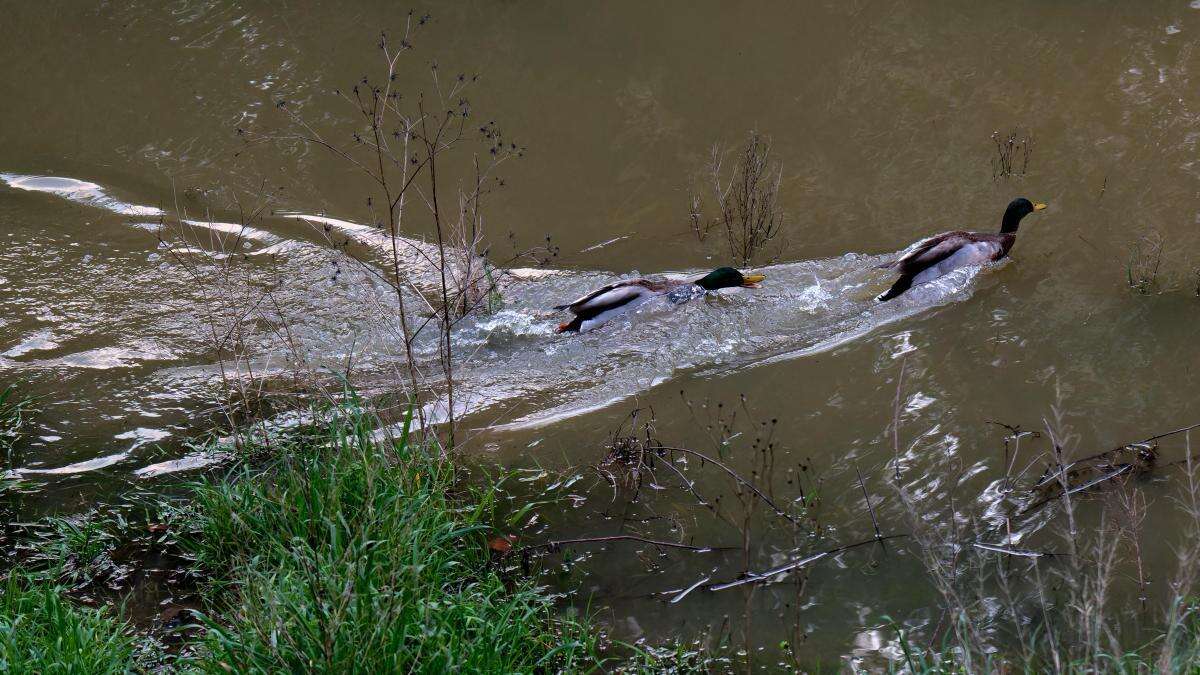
1,173,984,476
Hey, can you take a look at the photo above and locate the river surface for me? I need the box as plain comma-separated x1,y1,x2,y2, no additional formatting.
3,1,1200,668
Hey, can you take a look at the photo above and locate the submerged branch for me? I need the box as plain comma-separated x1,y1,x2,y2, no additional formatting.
656,445,801,527
686,533,907,590
520,535,735,554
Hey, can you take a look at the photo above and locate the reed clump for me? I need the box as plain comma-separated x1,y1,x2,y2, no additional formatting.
889,406,1200,673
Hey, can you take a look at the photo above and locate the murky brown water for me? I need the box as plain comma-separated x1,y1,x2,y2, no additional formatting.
3,0,1200,668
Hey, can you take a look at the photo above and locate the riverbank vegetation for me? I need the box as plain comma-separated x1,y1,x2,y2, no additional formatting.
3,394,616,671
7,393,1200,672
1,384,35,459
10,379,1200,673
178,399,600,672
0,573,141,673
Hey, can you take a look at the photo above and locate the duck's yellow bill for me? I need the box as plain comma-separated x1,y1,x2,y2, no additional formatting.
1033,202,1048,211
742,274,766,286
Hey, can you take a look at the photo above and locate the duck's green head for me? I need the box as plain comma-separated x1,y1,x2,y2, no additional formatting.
695,267,766,290
1001,197,1048,233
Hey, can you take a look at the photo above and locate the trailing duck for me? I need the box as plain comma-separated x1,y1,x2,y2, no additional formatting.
553,267,765,333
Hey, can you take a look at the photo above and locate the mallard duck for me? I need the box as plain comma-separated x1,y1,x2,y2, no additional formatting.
554,267,766,333
876,197,1047,302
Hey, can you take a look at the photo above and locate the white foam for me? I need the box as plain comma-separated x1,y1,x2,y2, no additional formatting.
2,329,60,358
114,427,172,448
17,451,129,475
135,450,228,478
1,174,164,216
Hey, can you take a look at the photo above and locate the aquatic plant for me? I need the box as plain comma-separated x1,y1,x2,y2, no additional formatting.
990,129,1033,181
0,384,36,464
1126,231,1169,294
614,636,733,674
690,132,788,266
25,515,122,589
886,393,1200,672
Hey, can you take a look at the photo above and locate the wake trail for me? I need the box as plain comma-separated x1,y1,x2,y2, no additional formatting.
2,172,982,475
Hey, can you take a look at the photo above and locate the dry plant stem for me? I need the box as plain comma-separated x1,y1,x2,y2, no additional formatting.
1160,430,1200,671
160,187,290,450
891,356,906,481
894,483,985,660
657,445,800,527
854,462,884,542
1116,489,1149,614
1044,413,1080,558
520,535,732,554
993,554,1035,665
1032,560,1063,671
417,96,456,449
375,36,423,424
238,22,534,443
991,129,1033,181
704,535,909,592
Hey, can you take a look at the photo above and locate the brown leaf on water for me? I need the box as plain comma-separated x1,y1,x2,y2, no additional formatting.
488,535,515,555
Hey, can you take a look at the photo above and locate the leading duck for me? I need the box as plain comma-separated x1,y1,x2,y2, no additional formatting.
877,197,1047,302
554,267,765,333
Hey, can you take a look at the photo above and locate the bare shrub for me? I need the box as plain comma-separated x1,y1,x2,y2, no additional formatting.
186,17,560,448
153,188,317,454
690,133,787,266
991,129,1033,181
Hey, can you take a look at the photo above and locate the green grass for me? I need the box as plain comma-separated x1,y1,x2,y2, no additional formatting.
25,514,123,588
0,572,138,674
1,383,37,464
174,399,600,673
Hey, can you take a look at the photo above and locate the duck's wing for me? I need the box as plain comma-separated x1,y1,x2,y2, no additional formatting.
553,278,662,315
878,231,975,275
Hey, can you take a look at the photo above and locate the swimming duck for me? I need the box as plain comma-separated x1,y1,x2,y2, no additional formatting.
554,266,766,333
876,197,1047,302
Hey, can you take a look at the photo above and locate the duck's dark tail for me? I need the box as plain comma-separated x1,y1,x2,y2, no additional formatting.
877,276,913,302
556,316,584,333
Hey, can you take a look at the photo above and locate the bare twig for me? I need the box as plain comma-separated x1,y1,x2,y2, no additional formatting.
520,535,734,554
855,462,884,542
704,535,909,592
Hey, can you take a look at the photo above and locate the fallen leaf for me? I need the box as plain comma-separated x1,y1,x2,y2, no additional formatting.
488,535,515,554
